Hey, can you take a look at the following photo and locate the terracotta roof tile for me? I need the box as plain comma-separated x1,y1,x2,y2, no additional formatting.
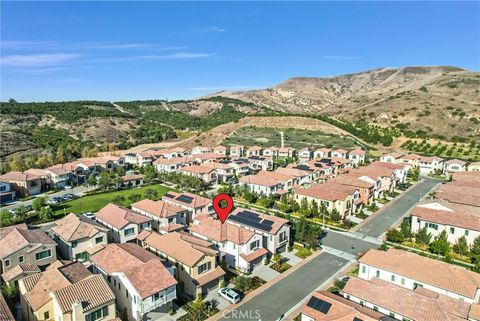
240,248,268,262
0,171,40,181
189,219,255,245
131,199,185,219
0,294,14,321
162,192,211,208
123,260,177,299
1,264,40,283
51,213,108,242
95,203,152,229
193,266,225,286
0,227,54,259
411,204,480,231
179,165,215,174
228,208,288,234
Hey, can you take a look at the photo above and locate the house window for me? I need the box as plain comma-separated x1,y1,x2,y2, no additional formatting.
75,252,89,262
413,282,423,289
198,262,211,274
279,231,287,243
72,241,78,248
95,236,104,244
153,293,160,301
85,306,108,321
465,230,469,236
373,306,378,312
376,270,380,278
427,223,438,230
4,259,10,268
359,300,364,306
361,265,366,274
401,278,405,285
19,256,24,263
35,249,51,260
391,275,395,282
126,290,129,298
44,311,50,320
390,313,395,318
124,227,135,236
450,227,455,234
250,240,260,251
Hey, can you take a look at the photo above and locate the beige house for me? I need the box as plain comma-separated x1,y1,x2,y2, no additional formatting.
0,172,42,197
1,263,40,287
0,224,56,275
229,145,244,157
19,261,115,321
213,145,227,155
162,191,213,223
278,147,296,158
178,165,217,184
50,213,109,262
138,231,224,298
131,199,188,232
468,161,480,172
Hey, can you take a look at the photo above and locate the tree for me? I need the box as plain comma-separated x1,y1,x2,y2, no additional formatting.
87,175,97,187
15,205,28,222
329,209,341,223
55,147,66,164
386,229,405,243
32,197,47,212
0,210,13,227
429,230,450,256
400,220,412,239
38,207,54,222
233,276,254,294
116,166,126,177
145,188,158,200
415,227,432,245
453,236,469,256
97,172,113,191
299,198,310,217
471,236,480,256
128,193,141,203
113,195,125,204
310,200,319,218
143,165,157,183
9,155,26,172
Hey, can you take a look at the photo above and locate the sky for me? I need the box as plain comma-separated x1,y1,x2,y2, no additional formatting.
1,1,479,102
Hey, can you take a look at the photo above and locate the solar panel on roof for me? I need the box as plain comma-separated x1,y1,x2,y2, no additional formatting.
262,220,274,227
306,297,332,314
164,193,175,199
177,195,193,204
353,318,363,321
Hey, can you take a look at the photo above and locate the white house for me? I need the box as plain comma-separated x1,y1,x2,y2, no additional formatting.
95,203,152,243
347,149,366,165
278,147,296,158
263,146,279,158
443,159,467,176
229,145,244,158
161,191,213,223
191,146,211,155
153,156,193,173
298,147,313,163
213,146,227,155
380,152,403,164
418,156,444,175
91,243,177,321
239,174,284,196
246,145,263,157
124,152,154,167
245,156,274,172
369,161,408,183
227,208,290,254
410,201,480,246
313,148,331,159
358,248,480,304
131,199,188,232
331,148,348,159
189,217,268,272
468,161,480,172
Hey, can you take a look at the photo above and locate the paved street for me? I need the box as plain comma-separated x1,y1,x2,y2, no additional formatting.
218,253,349,321
356,177,440,238
320,230,380,256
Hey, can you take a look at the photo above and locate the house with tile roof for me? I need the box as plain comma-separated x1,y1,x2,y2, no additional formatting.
331,148,348,159
162,191,213,223
313,148,331,159
178,165,218,184
397,153,422,170
263,146,279,158
0,182,16,204
1,263,40,287
213,145,227,155
357,165,397,193
146,147,188,159
410,201,480,246
90,243,176,321
276,167,314,186
299,290,381,321
342,277,479,321
229,145,244,158
131,199,188,232
358,248,480,304
245,156,274,172
190,216,267,272
0,224,56,276
191,146,211,155
278,147,296,158
330,173,375,205
202,161,236,183
153,156,194,173
239,174,285,196
124,152,154,167
418,156,445,175
137,231,224,298
227,208,290,254
18,261,113,321
468,161,480,172
347,149,366,165
369,161,408,183
215,159,250,177
298,147,313,163
95,203,152,243
379,152,404,164
246,145,264,157
294,182,360,217
50,213,109,262
0,172,42,197
436,183,479,208
444,159,468,177
0,293,15,321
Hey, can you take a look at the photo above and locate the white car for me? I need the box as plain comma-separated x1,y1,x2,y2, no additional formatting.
218,287,241,304
83,212,95,220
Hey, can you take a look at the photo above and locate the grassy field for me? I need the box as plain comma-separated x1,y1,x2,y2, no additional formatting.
223,127,369,150
54,184,173,216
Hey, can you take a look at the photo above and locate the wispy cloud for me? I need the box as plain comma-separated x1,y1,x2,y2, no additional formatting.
322,55,359,60
1,53,80,66
140,52,216,60
1,40,58,50
195,26,227,33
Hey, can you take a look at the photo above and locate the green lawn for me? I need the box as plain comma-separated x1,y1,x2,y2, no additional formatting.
54,184,173,216
223,127,369,150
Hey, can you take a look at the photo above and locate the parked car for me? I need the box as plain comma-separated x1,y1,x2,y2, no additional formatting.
218,288,241,304
83,212,95,220
63,185,72,190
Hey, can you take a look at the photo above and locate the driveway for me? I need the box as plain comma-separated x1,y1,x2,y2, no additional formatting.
250,264,280,282
355,177,440,238
218,253,349,321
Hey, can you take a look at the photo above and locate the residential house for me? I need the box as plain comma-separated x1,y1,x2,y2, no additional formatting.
357,166,397,193
124,152,154,167
278,147,296,158
263,146,279,158
436,183,479,207
119,174,144,188
300,291,382,321
246,145,264,157
397,153,421,170
83,155,125,172
18,261,110,321
239,174,285,196
95,203,152,243
91,243,177,321
0,181,16,204
131,199,188,232
358,248,480,303
48,161,90,185
213,145,227,155
229,145,244,158
468,161,480,172
276,167,314,186
380,152,404,164
189,217,267,272
0,293,15,321
298,147,313,163
444,159,467,176
410,201,480,246
313,148,331,159
254,170,296,191
331,148,348,159
331,174,375,205
0,172,42,197
162,191,213,222
245,156,274,172
153,156,193,173
24,168,68,190
190,153,227,164
348,149,366,165
1,264,40,287
178,165,217,184
369,161,408,183
342,276,479,321
0,224,56,275
137,231,224,298
418,156,444,175
202,161,236,182
227,208,290,254
50,213,108,262
216,159,249,177
146,147,188,159
294,182,360,217
191,146,211,155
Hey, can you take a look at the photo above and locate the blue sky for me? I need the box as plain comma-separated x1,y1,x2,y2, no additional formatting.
1,1,479,102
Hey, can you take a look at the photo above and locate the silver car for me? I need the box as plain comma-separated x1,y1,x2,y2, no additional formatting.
218,287,241,304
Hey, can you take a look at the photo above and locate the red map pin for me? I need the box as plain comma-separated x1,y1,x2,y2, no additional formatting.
213,193,234,223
